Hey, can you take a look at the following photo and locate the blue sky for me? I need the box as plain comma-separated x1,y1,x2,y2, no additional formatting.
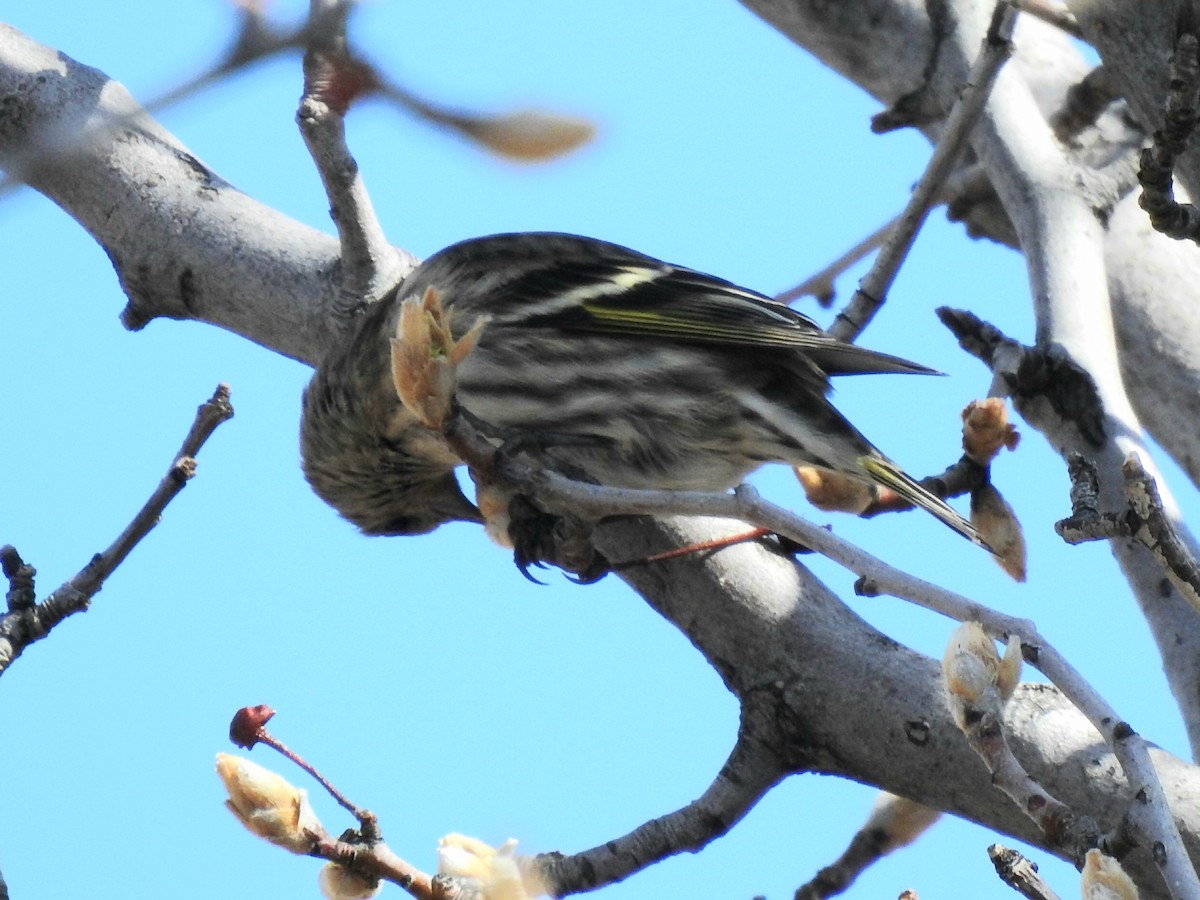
0,3,1189,899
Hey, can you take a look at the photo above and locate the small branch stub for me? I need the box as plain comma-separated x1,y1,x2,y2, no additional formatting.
1055,453,1200,615
987,844,1060,900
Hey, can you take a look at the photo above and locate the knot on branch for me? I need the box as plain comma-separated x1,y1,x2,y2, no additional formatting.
937,308,1106,446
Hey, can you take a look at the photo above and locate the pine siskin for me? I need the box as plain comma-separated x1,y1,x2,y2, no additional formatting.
301,232,984,547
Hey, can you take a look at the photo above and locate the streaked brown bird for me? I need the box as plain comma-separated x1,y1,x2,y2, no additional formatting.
301,232,983,548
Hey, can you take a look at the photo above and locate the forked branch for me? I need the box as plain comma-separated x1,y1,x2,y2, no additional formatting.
0,385,233,677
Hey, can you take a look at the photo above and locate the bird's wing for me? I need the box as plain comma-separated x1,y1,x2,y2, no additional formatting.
503,254,936,377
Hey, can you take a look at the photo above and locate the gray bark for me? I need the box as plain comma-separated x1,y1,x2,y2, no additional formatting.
5,5,1200,897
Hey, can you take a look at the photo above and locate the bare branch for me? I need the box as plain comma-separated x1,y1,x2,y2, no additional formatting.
1119,455,1200,613
775,216,896,308
0,24,352,362
138,5,307,115
830,1,1016,343
217,745,438,900
937,308,1107,448
298,0,408,316
961,708,1094,853
1057,454,1200,616
475,461,1197,896
429,390,1184,885
372,343,1191,887
939,303,1200,754
536,727,786,895
795,794,942,899
943,629,1097,860
1054,453,1131,544
0,385,233,677
311,832,435,900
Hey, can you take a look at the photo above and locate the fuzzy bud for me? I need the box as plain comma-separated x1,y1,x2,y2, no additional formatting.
863,792,942,852
318,863,382,900
962,398,1020,465
215,753,323,853
970,483,1027,582
391,287,488,430
795,466,874,513
942,622,1022,725
437,834,546,899
1081,849,1139,900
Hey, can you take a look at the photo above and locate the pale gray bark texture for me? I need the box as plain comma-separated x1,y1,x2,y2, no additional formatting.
743,0,1200,492
6,3,1200,897
0,23,413,364
1057,0,1200,505
740,0,1200,774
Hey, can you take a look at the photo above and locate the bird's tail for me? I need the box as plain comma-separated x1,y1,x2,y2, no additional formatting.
858,456,989,550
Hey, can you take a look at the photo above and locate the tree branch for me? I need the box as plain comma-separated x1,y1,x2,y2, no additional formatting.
0,24,353,363
830,1,1016,342
940,305,1200,757
298,0,410,316
794,794,942,899
537,724,786,895
0,384,232,677
9,15,1200,897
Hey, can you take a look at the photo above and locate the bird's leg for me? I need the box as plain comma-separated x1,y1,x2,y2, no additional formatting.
480,490,609,584
607,527,811,574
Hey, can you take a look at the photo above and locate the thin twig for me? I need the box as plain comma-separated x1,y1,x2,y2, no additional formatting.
0,9,307,199
0,4,590,199
730,485,1198,899
953,703,1096,859
775,216,897,308
225,703,437,899
298,0,407,315
311,833,436,900
229,704,370,823
535,729,785,894
0,385,233,677
794,795,941,900
830,2,1017,342
141,7,307,114
937,307,1107,448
